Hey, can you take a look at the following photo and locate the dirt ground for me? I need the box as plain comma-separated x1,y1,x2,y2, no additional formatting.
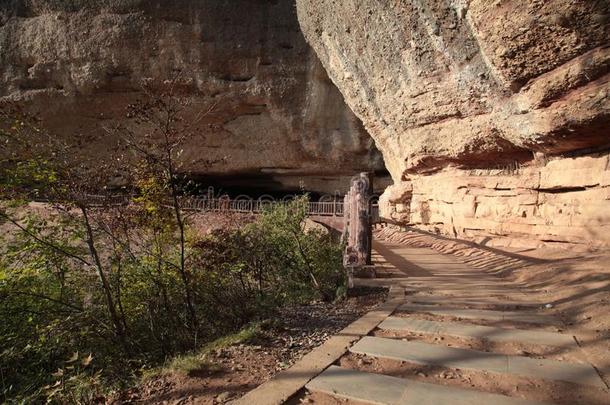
117,287,387,404
507,248,610,376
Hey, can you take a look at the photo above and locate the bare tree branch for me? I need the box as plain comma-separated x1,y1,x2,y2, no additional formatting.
0,210,91,267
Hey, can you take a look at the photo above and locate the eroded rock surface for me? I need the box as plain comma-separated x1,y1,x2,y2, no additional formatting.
297,0,610,245
380,153,610,246
0,0,385,193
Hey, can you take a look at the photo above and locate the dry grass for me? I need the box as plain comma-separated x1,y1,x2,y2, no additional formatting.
143,323,263,378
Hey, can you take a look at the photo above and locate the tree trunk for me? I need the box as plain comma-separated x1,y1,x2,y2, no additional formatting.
166,156,197,330
80,206,128,350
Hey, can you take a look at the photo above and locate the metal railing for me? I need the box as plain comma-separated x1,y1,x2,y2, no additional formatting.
180,197,345,217
38,194,379,220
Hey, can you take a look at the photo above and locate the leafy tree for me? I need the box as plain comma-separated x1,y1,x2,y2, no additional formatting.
0,85,345,402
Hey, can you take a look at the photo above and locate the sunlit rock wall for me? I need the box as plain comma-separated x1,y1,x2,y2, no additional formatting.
297,0,610,245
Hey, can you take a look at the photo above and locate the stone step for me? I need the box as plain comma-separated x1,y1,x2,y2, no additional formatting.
406,296,542,308
399,304,555,324
350,336,604,388
306,366,550,405
401,285,534,294
378,317,575,347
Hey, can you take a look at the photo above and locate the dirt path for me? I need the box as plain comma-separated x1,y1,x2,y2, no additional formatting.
298,227,610,404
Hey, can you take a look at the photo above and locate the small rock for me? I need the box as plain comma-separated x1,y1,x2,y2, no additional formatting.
591,13,608,25
440,371,456,379
546,13,568,27
495,46,508,57
357,357,372,367
216,391,231,402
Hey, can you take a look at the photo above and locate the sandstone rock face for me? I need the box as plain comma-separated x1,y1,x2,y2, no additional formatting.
0,0,385,194
297,0,610,245
399,153,610,247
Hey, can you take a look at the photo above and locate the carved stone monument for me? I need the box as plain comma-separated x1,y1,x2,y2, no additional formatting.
343,172,373,286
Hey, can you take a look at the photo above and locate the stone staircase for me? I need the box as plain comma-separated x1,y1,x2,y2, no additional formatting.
301,241,609,404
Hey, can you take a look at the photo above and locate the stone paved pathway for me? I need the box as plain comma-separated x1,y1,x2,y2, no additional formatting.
378,317,575,347
397,304,556,324
304,239,609,404
307,366,547,405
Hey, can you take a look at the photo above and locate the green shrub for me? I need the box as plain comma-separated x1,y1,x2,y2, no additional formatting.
192,197,345,318
0,198,345,403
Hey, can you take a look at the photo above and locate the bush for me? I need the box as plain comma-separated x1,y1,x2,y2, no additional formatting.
192,197,345,327
0,198,345,403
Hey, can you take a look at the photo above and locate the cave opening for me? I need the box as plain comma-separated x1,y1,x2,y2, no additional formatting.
184,168,392,201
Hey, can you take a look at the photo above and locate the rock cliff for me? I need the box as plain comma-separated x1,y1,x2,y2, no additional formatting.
297,0,610,246
0,0,385,194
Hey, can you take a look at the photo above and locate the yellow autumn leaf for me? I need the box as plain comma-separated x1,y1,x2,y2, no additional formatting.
82,353,93,367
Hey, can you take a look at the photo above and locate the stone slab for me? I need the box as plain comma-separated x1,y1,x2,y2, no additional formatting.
306,366,550,405
379,317,575,347
231,287,405,405
399,304,555,324
400,284,534,294
407,296,542,308
350,336,604,388
307,365,407,405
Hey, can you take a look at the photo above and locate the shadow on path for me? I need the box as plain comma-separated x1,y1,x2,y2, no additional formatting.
373,240,434,277
403,227,580,265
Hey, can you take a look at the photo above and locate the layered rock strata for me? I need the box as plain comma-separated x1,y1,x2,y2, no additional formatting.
297,0,610,245
0,0,385,193
381,153,610,246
